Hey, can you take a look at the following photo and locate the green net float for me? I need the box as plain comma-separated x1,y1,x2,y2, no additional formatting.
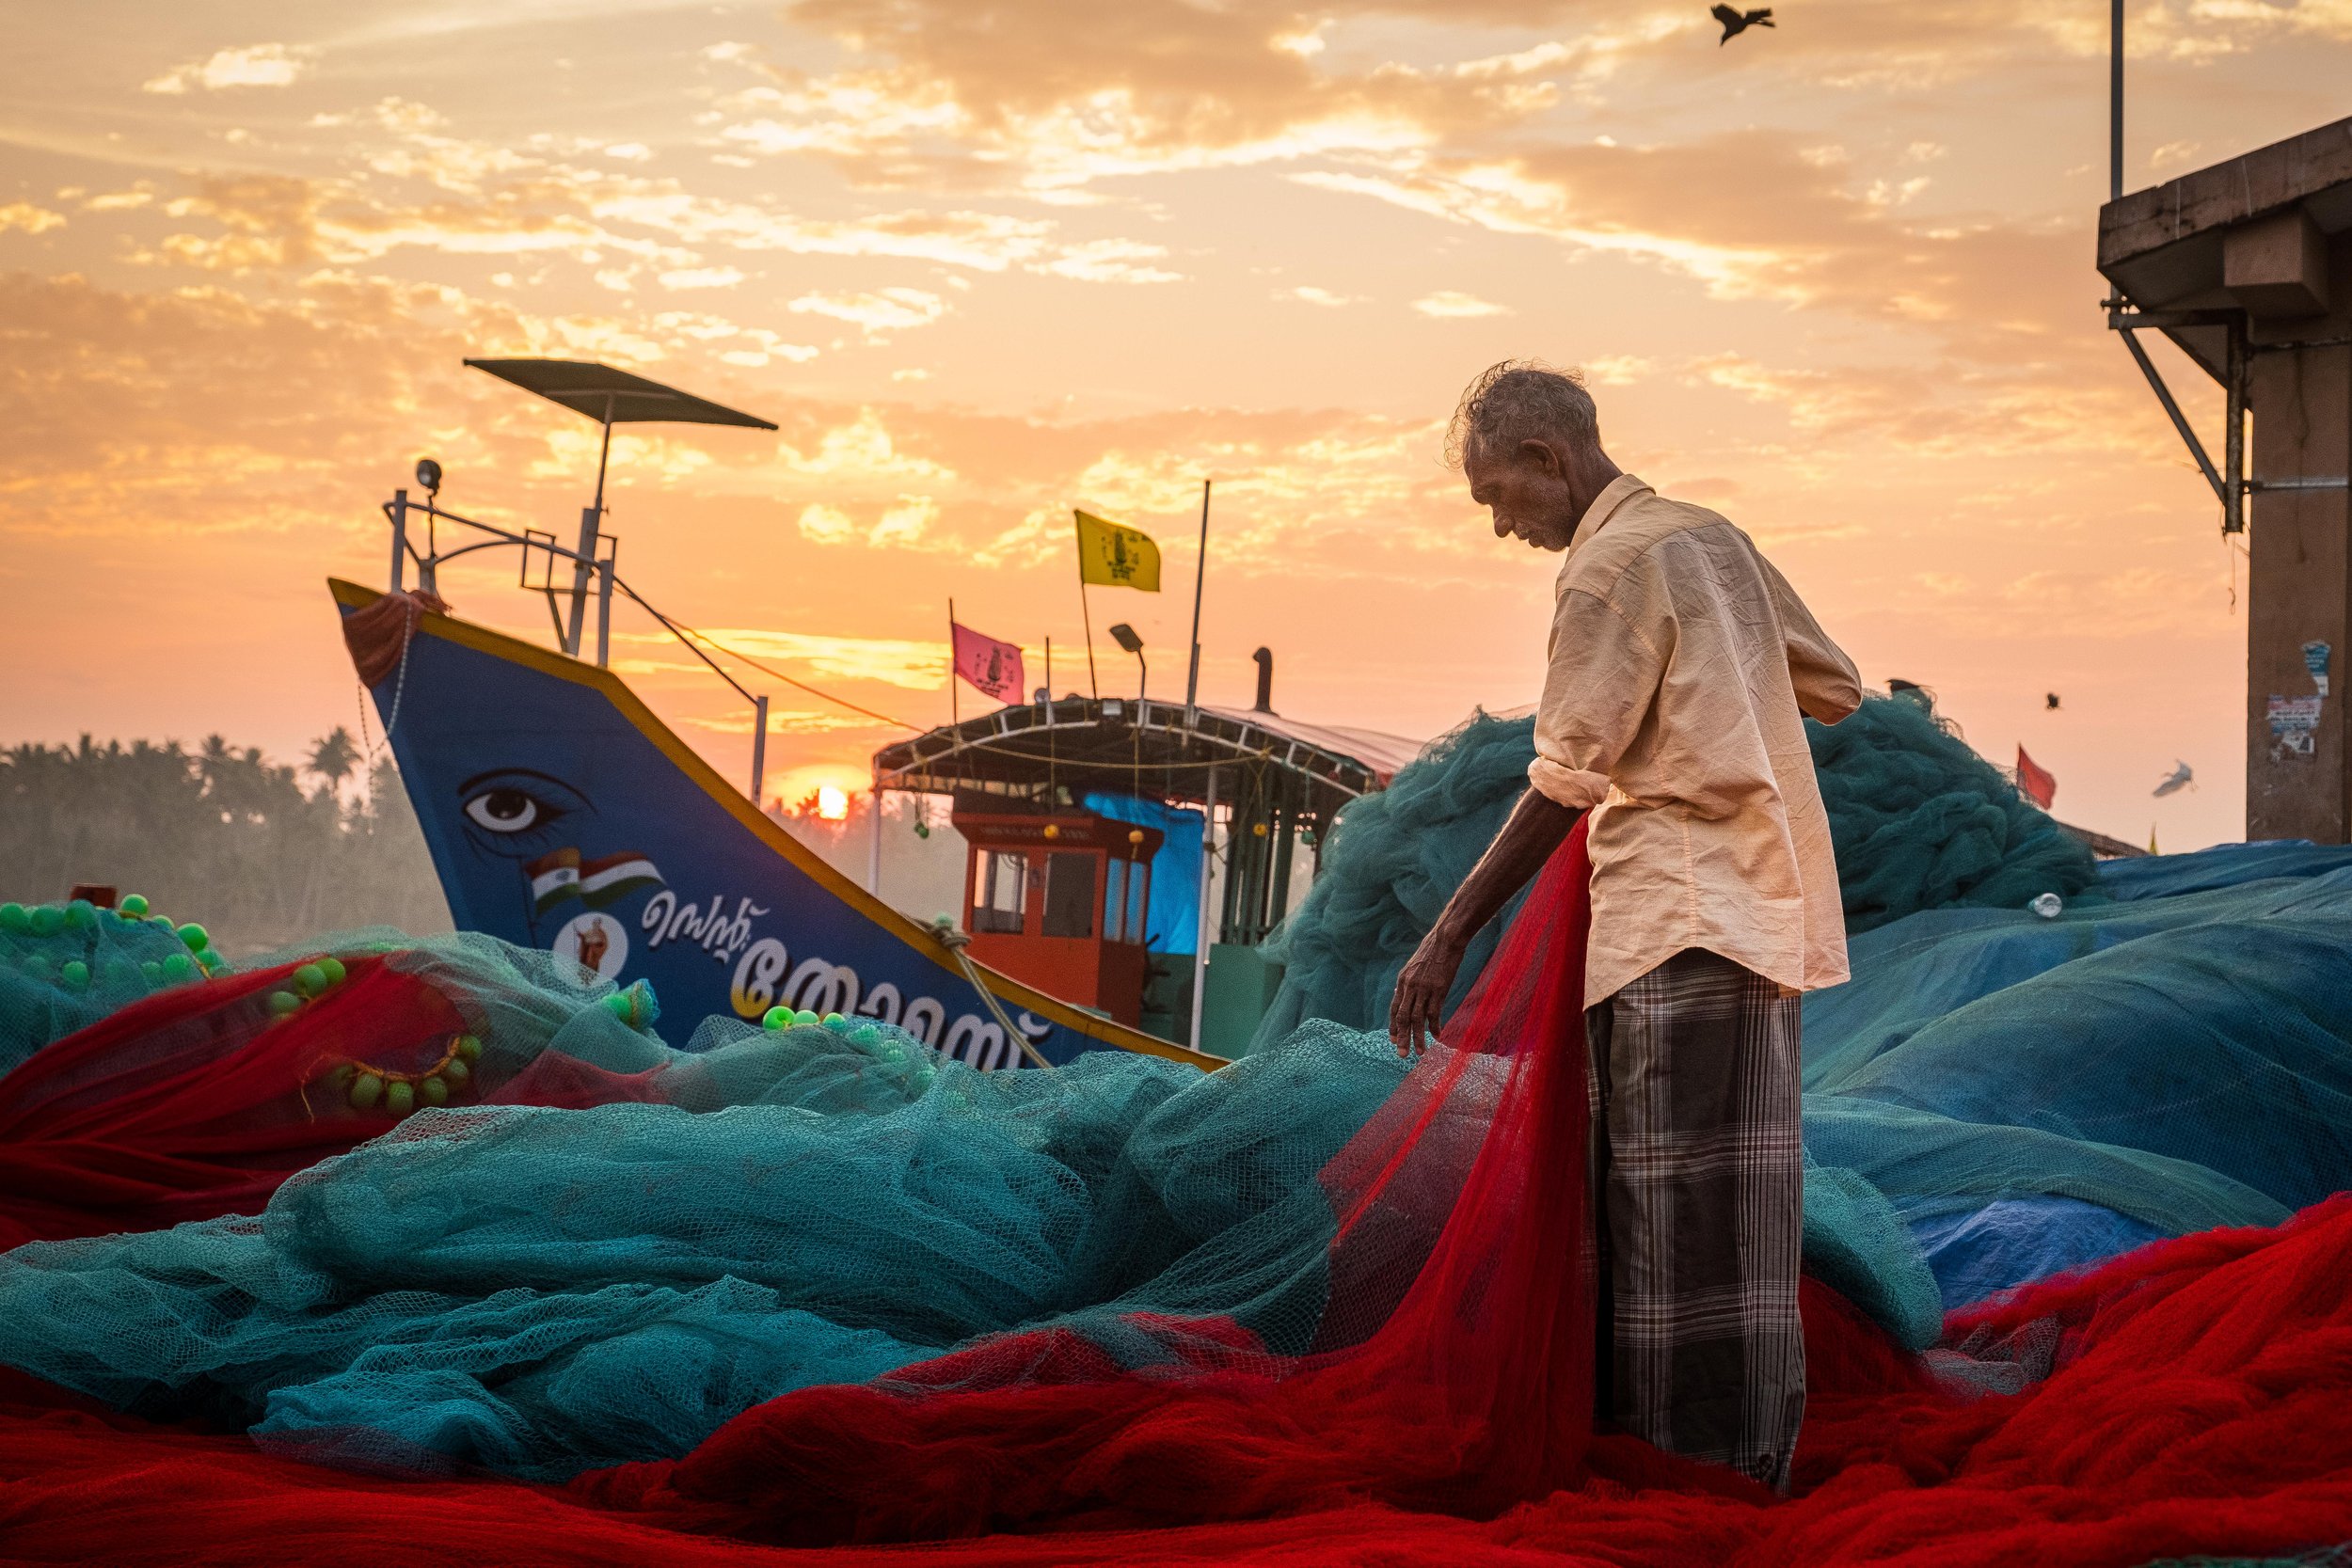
321,1063,355,1095
119,894,149,918
420,1075,450,1106
384,1080,415,1117
762,1006,791,1031
318,957,347,987
59,959,89,990
102,959,136,988
0,903,27,935
23,955,53,982
199,950,228,973
603,991,633,1022
455,1034,482,1061
848,1023,882,1048
440,1056,470,1086
794,1008,819,1027
294,963,327,998
161,953,196,984
177,923,209,953
140,960,164,987
820,1011,846,1029
349,1073,384,1110
151,914,175,932
66,900,98,930
268,990,302,1017
29,906,62,938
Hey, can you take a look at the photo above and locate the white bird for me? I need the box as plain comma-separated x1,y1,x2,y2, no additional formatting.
2153,761,2195,798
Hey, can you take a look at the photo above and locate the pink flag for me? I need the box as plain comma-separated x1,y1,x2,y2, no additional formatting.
952,622,1025,704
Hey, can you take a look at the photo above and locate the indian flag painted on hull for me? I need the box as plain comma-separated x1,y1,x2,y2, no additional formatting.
580,852,663,908
528,848,663,913
527,848,581,915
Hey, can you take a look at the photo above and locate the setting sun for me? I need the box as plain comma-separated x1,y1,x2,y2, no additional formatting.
816,784,850,821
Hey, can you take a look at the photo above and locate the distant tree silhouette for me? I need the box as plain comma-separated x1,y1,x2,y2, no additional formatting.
0,735,450,953
306,726,361,793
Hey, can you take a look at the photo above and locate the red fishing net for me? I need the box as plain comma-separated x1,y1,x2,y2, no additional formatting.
5,824,2351,1563
0,950,659,1247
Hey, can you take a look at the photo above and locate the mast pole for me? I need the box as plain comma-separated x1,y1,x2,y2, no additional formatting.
867,769,883,895
750,694,768,806
389,488,409,594
1184,479,1211,721
948,598,960,728
1190,767,1217,1053
2110,0,2124,200
565,394,615,657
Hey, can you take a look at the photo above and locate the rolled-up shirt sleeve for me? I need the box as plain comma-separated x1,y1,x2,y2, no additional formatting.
1526,583,1669,809
1761,559,1862,724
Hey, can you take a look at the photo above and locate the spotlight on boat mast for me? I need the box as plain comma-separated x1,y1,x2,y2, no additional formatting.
415,457,443,497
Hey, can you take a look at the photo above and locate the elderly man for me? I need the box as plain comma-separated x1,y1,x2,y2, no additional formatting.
1388,360,1861,1493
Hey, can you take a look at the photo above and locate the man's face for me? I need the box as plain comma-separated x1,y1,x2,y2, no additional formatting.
1465,439,1581,551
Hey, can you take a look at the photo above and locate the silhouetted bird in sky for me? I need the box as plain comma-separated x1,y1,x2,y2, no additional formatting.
1712,4,1774,43
2046,692,2062,710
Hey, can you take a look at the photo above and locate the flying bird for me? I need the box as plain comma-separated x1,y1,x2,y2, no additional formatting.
2045,692,2062,710
1712,4,1775,43
2153,760,2195,798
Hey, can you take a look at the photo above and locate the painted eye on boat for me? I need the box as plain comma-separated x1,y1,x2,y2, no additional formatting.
465,787,554,833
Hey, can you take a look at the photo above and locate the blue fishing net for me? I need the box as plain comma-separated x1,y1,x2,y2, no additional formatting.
1803,852,2352,1237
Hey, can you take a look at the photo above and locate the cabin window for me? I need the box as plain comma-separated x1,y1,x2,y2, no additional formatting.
1125,861,1150,944
974,849,1027,934
1103,859,1129,943
1042,851,1096,939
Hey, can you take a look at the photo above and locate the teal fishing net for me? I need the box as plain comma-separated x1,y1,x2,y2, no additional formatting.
4,700,2350,1487
1252,697,2096,1053
0,895,233,1073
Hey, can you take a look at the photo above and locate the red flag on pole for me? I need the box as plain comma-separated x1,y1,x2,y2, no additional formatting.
951,622,1025,704
2016,745,2057,809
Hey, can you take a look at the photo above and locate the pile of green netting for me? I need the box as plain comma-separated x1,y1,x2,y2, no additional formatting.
0,894,232,1072
1253,695,2097,1051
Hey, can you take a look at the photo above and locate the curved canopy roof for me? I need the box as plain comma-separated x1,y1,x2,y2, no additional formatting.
872,697,1424,819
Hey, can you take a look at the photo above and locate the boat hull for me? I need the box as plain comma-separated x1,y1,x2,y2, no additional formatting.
328,579,1218,1070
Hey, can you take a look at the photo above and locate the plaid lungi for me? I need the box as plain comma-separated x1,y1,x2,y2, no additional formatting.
1584,946,1805,1492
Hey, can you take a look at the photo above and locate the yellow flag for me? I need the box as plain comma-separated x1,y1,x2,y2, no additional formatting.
1074,510,1162,593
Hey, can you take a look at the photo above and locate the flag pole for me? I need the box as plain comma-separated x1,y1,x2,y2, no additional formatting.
1075,516,1101,699
947,597,960,728
1184,479,1211,722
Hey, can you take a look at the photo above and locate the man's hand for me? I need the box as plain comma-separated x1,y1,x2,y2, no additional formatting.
1389,928,1468,1057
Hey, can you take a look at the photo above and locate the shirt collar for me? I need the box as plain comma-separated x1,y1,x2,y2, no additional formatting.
1565,473,1652,559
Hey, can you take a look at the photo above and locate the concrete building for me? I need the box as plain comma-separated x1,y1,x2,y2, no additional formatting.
2100,119,2352,842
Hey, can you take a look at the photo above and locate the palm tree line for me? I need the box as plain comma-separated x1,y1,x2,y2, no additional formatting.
0,729,451,954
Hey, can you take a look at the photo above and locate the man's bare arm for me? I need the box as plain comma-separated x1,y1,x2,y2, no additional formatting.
1387,788,1581,1056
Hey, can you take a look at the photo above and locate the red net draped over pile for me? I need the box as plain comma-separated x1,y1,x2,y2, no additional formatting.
0,953,662,1248
573,822,1613,1543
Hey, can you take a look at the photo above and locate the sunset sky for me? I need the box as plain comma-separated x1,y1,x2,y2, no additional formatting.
8,2,2350,850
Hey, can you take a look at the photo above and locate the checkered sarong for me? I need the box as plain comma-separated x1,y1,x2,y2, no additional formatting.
1584,946,1805,1492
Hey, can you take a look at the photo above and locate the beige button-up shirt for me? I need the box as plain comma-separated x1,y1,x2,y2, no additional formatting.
1525,475,1862,1007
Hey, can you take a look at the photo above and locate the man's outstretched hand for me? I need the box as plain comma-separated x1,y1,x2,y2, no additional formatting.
1389,929,1467,1057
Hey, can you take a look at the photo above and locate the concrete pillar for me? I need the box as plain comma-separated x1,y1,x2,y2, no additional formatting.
2243,230,2352,843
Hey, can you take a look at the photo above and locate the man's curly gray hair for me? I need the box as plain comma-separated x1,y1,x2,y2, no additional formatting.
1444,360,1599,470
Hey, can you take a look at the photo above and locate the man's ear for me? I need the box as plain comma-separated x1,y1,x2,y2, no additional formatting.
1518,437,1564,479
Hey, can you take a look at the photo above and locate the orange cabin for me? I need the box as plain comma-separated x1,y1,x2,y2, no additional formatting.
952,800,1163,1027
